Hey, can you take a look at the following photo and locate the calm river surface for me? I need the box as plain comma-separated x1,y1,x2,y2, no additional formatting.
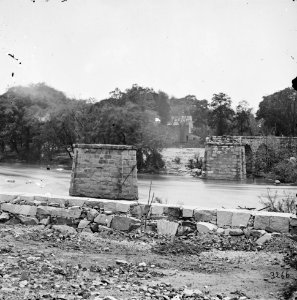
0,163,297,209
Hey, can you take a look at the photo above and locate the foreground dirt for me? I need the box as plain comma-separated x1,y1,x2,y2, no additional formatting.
1,225,297,300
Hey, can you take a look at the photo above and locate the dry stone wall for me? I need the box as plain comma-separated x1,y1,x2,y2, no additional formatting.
69,144,138,200
1,192,297,241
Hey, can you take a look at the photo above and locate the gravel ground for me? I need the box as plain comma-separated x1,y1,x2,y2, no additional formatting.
1,224,297,300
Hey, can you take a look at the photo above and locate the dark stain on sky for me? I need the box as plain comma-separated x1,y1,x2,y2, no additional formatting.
31,0,68,2
292,77,297,91
8,53,21,65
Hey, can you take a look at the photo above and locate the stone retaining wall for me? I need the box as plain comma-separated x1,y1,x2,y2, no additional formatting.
1,192,297,241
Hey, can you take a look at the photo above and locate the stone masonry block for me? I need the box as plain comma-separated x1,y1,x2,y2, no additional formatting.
151,205,164,215
18,216,39,225
290,217,297,227
78,219,90,229
168,207,182,218
196,222,217,233
103,202,117,213
0,193,19,203
94,214,113,227
19,194,35,202
182,207,194,218
217,210,233,227
111,216,140,232
232,212,251,227
34,195,48,202
130,204,150,218
66,197,86,207
1,203,37,216
194,209,216,223
37,206,81,219
270,216,289,233
116,202,131,213
157,219,179,236
254,215,270,230
47,196,66,207
87,209,99,221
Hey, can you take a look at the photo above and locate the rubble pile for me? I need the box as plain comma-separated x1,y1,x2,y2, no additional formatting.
0,223,295,300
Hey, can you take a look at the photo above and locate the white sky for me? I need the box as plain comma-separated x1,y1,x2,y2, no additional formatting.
0,0,296,110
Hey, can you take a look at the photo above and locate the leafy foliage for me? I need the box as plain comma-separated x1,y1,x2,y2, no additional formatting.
259,188,296,213
208,93,235,135
256,88,297,136
0,83,168,171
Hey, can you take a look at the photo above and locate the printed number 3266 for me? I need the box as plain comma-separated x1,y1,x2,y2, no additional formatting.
270,271,290,279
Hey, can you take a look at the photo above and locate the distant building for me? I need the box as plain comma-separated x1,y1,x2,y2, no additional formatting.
167,115,196,143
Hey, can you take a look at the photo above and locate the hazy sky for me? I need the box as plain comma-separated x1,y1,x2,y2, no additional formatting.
0,0,296,109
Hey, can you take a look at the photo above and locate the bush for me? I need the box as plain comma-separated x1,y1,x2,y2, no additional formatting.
153,196,168,204
173,156,181,164
273,160,297,183
140,150,165,173
186,154,203,170
259,188,296,213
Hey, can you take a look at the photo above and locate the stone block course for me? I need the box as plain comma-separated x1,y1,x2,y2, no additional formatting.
37,206,81,219
167,206,182,219
104,202,117,213
253,212,291,233
0,193,19,203
231,212,251,227
254,215,270,230
217,210,233,227
130,204,150,218
0,192,294,235
270,215,289,233
19,194,35,202
194,209,216,223
151,205,164,215
1,203,37,216
182,207,194,218
66,197,86,207
116,202,132,213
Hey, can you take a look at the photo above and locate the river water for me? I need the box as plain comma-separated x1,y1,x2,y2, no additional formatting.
0,163,296,209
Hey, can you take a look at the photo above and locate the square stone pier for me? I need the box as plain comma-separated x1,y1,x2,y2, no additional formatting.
69,144,138,200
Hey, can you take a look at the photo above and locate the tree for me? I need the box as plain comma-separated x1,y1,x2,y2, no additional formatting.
192,99,209,128
233,100,253,135
155,91,171,125
208,93,235,136
256,88,297,136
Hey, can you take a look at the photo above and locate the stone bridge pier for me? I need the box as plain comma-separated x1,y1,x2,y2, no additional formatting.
69,144,138,200
205,137,246,180
205,135,297,180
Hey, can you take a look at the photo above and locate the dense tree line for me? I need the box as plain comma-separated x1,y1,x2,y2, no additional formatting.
0,84,171,171
0,82,296,174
